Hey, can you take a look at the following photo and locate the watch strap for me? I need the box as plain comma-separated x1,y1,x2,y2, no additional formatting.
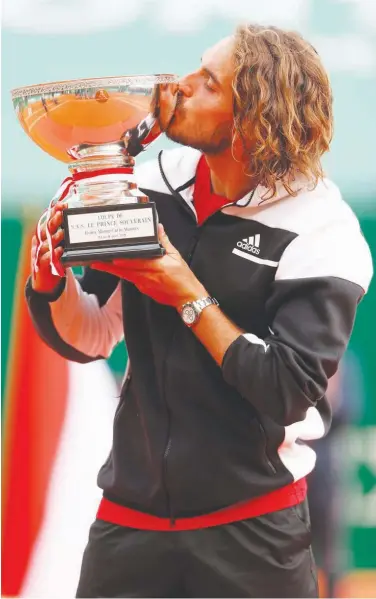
180,296,219,327
192,296,219,313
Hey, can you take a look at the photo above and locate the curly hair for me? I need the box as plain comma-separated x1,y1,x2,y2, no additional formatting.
233,24,333,199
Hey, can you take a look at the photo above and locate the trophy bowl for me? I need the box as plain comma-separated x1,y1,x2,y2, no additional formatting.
11,74,177,266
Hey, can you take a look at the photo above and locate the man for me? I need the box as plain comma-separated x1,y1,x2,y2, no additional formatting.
26,24,373,598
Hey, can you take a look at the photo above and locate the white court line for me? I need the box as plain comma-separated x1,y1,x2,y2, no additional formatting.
116,96,151,111
28,98,76,133
25,105,46,122
25,98,71,122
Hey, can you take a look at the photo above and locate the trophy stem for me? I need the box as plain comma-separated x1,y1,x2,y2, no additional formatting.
68,148,135,172
66,152,147,207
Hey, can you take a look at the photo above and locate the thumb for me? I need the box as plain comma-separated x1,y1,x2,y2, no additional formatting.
158,223,176,253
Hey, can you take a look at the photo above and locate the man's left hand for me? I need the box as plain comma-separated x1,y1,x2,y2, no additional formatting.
90,224,207,309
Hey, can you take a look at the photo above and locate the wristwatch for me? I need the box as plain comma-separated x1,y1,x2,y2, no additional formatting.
180,296,219,327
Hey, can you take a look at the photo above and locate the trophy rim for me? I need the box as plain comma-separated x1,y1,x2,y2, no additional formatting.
11,73,177,100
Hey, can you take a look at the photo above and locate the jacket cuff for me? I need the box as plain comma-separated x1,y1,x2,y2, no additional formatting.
25,276,66,303
222,334,248,379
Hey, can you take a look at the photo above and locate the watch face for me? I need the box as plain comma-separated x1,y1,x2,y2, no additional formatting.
182,305,197,325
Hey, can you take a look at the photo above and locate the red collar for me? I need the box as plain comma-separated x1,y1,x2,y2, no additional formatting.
193,156,230,225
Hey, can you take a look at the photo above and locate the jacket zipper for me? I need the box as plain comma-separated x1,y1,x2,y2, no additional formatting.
258,421,277,474
163,434,174,525
161,231,202,526
161,328,178,526
156,155,215,521
113,373,131,427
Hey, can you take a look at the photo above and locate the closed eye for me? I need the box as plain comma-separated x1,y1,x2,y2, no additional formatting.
204,77,216,92
201,66,221,90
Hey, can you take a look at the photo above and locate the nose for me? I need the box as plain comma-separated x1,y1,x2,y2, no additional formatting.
178,83,193,97
176,75,193,98
161,78,193,98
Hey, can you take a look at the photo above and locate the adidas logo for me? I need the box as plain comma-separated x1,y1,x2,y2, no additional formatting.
236,234,260,255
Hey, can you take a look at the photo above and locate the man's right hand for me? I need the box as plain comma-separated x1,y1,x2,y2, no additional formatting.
31,203,67,294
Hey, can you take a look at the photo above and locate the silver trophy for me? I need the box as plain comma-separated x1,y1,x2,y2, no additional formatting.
11,75,177,266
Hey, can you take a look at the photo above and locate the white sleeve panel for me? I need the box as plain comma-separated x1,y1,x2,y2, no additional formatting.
50,270,124,358
276,220,373,293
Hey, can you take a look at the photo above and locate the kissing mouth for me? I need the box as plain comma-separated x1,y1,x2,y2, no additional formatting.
164,91,183,130
155,85,183,132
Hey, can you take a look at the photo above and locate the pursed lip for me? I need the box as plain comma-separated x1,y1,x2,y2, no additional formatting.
159,85,183,132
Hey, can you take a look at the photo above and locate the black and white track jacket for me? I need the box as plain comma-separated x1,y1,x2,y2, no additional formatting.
26,147,373,518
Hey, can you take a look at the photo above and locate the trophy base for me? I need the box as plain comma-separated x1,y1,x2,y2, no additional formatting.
61,201,164,267
61,242,165,267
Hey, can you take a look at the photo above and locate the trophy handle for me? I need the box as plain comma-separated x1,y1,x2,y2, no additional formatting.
122,113,161,156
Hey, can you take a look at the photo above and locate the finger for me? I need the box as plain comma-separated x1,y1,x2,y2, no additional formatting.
111,258,157,270
40,215,61,241
39,205,66,241
92,261,156,277
38,251,53,267
91,263,141,282
91,263,127,278
54,246,64,260
38,245,64,268
158,223,177,253
47,210,64,234
44,228,64,250
54,202,68,213
53,228,65,244
38,240,50,257
38,229,64,257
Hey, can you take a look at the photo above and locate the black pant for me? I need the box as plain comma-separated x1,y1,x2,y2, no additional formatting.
76,500,318,598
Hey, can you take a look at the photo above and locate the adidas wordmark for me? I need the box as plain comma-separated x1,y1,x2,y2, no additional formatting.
236,234,261,255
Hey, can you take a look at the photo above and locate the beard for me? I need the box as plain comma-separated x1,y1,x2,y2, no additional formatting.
155,90,233,154
165,122,233,154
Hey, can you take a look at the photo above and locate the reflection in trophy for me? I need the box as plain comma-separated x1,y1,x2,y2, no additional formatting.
11,75,177,267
